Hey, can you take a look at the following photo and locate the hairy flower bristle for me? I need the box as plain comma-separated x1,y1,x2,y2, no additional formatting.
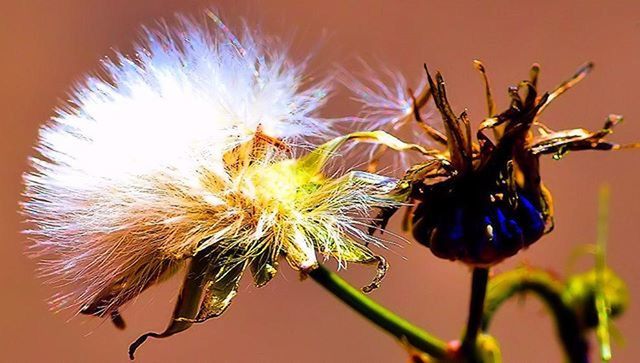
21,13,339,317
340,62,441,173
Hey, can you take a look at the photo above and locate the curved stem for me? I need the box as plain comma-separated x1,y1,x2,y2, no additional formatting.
482,268,589,363
308,265,449,360
461,267,489,362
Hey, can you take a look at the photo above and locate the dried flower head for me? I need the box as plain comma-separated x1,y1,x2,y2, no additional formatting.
367,61,637,266
20,12,411,358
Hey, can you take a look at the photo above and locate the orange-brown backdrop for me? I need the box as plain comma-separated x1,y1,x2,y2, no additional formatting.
1,1,639,362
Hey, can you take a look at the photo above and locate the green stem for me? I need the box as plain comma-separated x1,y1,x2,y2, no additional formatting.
461,267,489,361
595,185,611,361
482,268,589,363
308,265,449,360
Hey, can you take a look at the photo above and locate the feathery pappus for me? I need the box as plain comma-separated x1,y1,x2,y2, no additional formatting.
341,62,439,174
20,11,418,358
364,61,638,266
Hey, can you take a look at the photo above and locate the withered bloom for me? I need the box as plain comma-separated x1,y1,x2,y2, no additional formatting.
367,62,636,266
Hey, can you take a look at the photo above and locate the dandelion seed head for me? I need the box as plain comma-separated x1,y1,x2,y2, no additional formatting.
22,15,394,317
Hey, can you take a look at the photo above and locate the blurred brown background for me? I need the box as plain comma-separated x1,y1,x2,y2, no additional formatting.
1,1,639,362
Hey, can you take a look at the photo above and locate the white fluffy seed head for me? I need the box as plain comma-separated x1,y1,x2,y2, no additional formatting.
22,14,337,313
21,14,402,319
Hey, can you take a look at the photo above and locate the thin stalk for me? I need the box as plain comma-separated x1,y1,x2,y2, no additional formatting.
595,185,611,361
308,265,449,360
482,267,589,363
461,267,489,361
